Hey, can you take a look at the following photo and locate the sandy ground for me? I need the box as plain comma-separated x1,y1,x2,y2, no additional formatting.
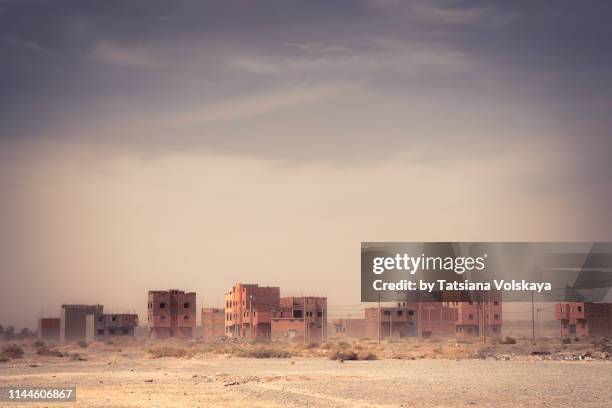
1,344,611,408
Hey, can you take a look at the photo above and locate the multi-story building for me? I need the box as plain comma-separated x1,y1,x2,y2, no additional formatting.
364,302,418,339
52,305,139,343
147,289,196,339
555,302,612,337
364,302,457,339
418,302,457,337
445,300,502,337
60,304,104,343
89,313,139,340
331,318,366,339
224,283,280,339
201,307,225,340
271,296,327,342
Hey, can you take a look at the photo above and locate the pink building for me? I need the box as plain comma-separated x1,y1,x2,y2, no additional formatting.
331,318,366,339
224,283,280,339
271,296,327,342
147,290,196,339
555,302,612,337
201,307,224,340
444,300,502,337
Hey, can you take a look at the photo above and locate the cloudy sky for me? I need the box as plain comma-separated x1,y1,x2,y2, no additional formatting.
1,0,611,328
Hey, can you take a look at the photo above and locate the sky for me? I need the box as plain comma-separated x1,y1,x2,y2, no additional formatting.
1,0,612,328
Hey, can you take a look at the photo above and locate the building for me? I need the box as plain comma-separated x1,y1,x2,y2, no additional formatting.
364,302,457,339
418,303,457,337
364,303,418,339
38,318,60,341
60,304,104,343
224,283,280,339
201,307,225,340
271,296,327,342
331,318,366,339
87,313,139,341
147,290,196,339
445,300,502,337
555,302,612,337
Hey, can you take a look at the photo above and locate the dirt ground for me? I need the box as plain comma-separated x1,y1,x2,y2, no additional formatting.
1,341,611,408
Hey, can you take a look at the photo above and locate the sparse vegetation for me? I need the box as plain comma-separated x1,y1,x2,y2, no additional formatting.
2,344,24,358
149,346,194,359
36,346,64,357
499,336,517,344
78,340,88,348
236,348,293,358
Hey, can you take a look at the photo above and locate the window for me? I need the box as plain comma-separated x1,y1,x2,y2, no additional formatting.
468,314,474,320
184,302,190,308
494,314,499,320
111,316,116,322
397,310,403,316
408,310,414,316
160,302,166,309
317,311,322,317
383,311,391,316
577,306,582,312
494,301,499,305
184,316,190,320
97,329,104,335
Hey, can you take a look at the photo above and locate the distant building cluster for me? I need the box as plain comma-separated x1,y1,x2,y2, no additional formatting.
38,304,138,342
36,285,612,344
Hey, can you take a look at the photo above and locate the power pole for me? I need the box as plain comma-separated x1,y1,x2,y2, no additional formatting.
321,300,325,343
377,294,381,344
303,296,307,345
389,307,393,338
249,295,253,340
531,291,535,343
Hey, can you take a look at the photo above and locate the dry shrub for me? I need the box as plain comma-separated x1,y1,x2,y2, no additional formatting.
2,344,24,358
32,340,45,348
77,340,88,348
500,336,517,345
70,353,87,361
149,346,194,359
561,338,572,344
236,348,293,358
329,350,357,360
36,346,64,357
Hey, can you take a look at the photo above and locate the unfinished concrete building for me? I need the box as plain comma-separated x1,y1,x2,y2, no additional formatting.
418,303,457,337
445,300,502,337
57,305,139,343
365,303,417,339
38,318,60,341
364,302,456,339
147,290,196,339
224,283,280,339
87,313,139,341
271,296,327,342
555,302,612,337
201,307,225,340
60,304,104,343
331,318,366,339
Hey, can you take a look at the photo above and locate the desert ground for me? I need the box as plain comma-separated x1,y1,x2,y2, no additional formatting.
1,337,611,408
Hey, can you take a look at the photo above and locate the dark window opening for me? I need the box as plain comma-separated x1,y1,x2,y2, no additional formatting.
160,302,166,309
